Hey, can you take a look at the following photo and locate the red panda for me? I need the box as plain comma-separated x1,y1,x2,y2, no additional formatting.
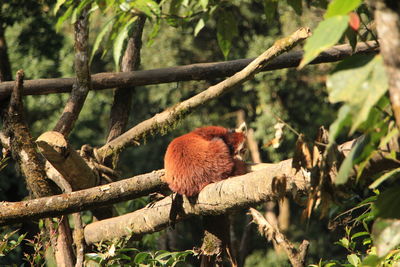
164,122,247,197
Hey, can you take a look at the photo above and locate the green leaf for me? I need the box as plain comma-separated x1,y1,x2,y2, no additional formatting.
199,0,208,10
263,0,278,22
90,17,115,64
372,218,400,256
375,186,400,219
335,136,366,184
347,254,361,266
147,19,160,46
113,16,138,70
351,231,369,240
131,0,160,17
369,168,400,189
134,252,151,263
54,0,67,15
216,10,238,59
169,0,182,15
325,0,362,18
56,5,74,32
194,18,205,36
327,55,388,134
70,0,92,25
287,0,302,15
299,15,349,68
362,255,381,267
328,105,351,144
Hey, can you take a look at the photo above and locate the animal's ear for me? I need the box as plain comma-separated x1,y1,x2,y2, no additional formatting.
235,122,247,134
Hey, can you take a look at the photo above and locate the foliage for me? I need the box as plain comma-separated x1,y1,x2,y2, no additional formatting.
0,230,25,258
1,0,399,266
86,239,193,266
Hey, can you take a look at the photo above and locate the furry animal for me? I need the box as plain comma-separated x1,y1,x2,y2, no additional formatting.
164,122,247,197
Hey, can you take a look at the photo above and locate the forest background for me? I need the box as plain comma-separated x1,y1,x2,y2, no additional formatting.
0,0,398,266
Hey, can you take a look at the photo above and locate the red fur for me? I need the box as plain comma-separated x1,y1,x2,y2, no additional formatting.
164,126,246,196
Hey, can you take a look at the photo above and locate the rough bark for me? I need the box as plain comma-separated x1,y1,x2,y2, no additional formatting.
53,7,91,136
2,70,55,198
36,131,97,190
0,42,378,99
374,1,400,129
97,27,312,160
106,15,146,145
0,170,167,225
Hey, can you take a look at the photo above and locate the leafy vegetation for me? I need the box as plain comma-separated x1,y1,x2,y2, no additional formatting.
0,0,399,266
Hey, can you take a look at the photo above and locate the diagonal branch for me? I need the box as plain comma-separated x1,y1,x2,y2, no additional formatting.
2,70,55,198
106,15,146,145
53,7,91,136
250,208,309,267
0,41,379,98
96,27,312,160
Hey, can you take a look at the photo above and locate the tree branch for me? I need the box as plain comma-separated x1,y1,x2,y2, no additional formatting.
106,15,146,146
249,208,309,267
0,170,167,226
53,7,91,136
2,70,55,197
83,159,308,244
96,27,312,160
0,42,378,99
36,131,98,190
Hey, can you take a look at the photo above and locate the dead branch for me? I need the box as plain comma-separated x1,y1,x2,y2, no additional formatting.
106,15,146,145
2,70,55,197
97,27,312,160
53,7,91,136
374,1,400,129
0,42,378,99
36,131,98,190
84,159,308,244
249,208,309,267
0,170,166,226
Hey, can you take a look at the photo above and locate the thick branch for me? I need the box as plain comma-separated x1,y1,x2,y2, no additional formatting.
0,42,378,99
2,70,55,197
53,7,91,136
36,131,97,190
97,28,312,160
374,1,400,129
0,170,166,225
106,15,146,145
83,159,308,244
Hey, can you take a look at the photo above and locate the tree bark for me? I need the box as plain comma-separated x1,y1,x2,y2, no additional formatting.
106,15,146,145
36,131,98,190
53,7,91,136
0,42,379,99
2,70,55,198
374,0,400,129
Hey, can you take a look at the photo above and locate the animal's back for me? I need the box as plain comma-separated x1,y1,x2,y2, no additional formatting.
164,131,234,196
